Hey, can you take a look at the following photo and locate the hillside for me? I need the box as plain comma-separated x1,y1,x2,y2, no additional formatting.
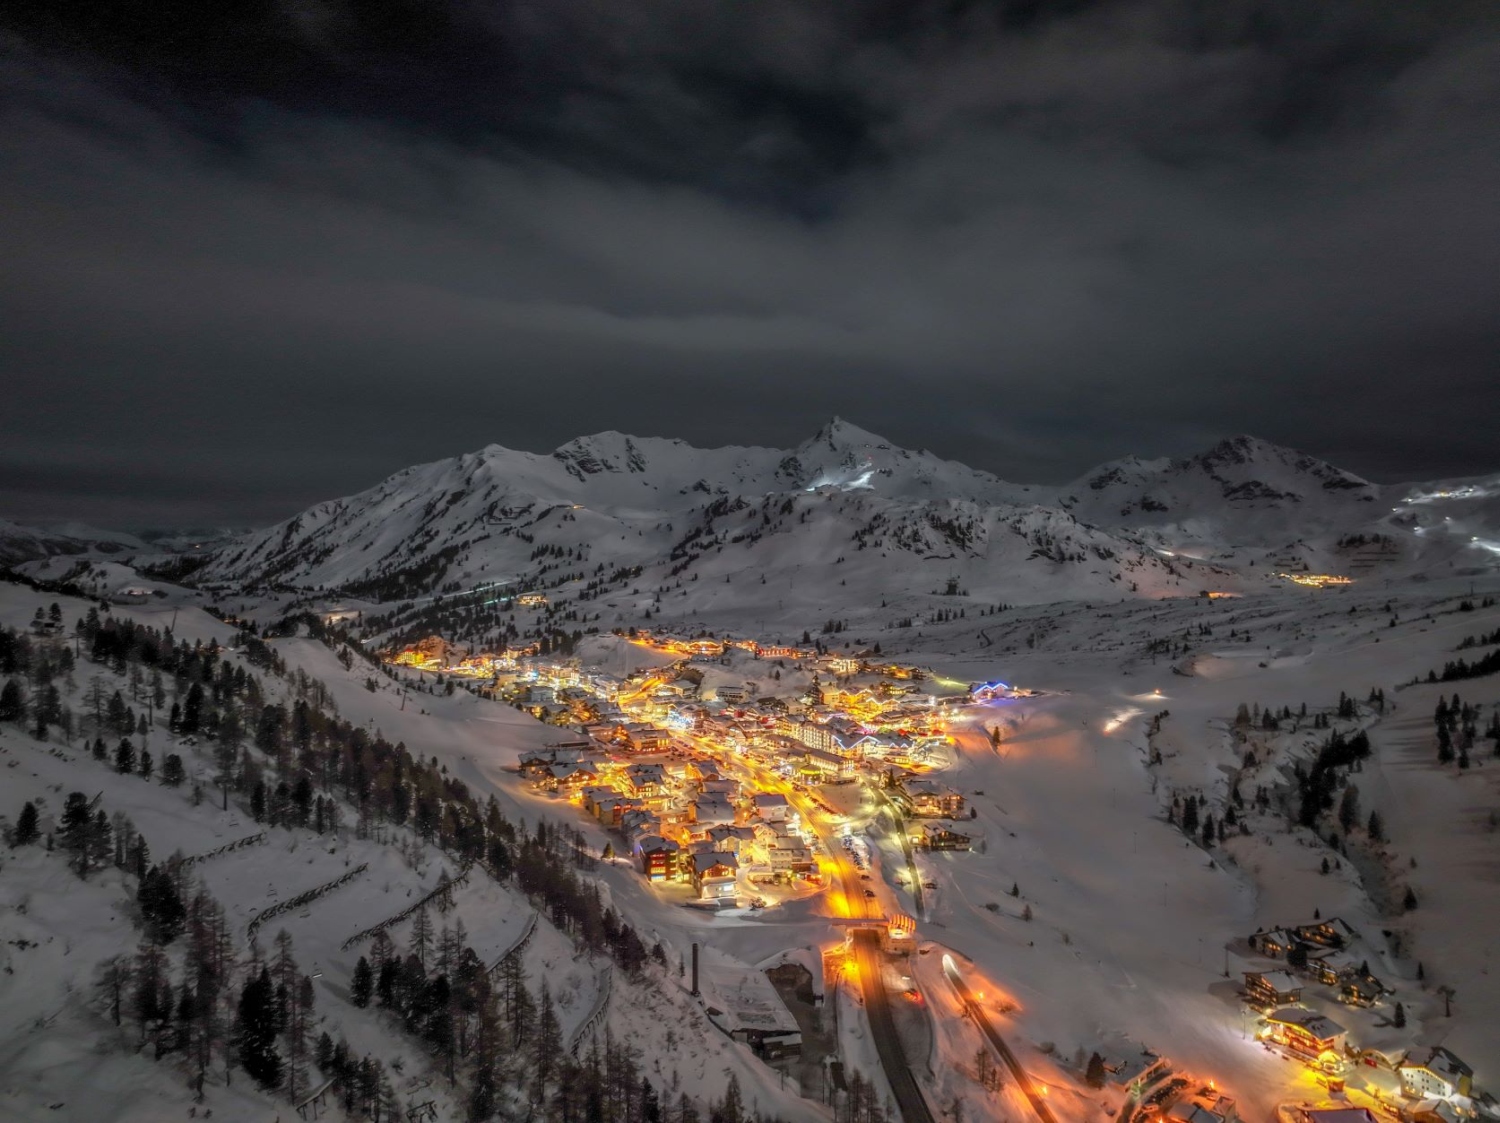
0,581,816,1123
193,423,1500,620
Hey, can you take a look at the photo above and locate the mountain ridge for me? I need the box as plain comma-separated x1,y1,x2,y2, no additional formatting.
183,420,1500,616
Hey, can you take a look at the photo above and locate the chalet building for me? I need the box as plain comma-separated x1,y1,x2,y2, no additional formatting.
1338,972,1388,1008
917,822,972,851
520,750,578,781
624,763,668,798
633,836,680,882
755,644,809,660
1400,1047,1475,1102
1101,1049,1170,1091
784,718,836,754
111,585,155,605
620,808,660,844
528,760,597,792
703,825,756,855
1243,970,1302,1009
751,794,790,822
895,777,966,819
1248,927,1303,960
690,796,737,828
1292,917,1359,950
579,786,619,816
1304,950,1361,986
690,852,738,900
767,841,815,875
1262,1007,1347,1059
622,724,670,752
717,686,750,705
798,747,853,780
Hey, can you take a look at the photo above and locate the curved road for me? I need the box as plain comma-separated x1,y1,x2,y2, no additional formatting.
942,955,1058,1123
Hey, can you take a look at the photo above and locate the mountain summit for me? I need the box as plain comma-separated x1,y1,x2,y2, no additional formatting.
192,424,1488,609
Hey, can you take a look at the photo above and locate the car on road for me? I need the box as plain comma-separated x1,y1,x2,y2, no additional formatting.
863,889,876,898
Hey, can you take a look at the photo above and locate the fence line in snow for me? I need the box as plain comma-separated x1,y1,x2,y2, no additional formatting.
569,966,613,1056
338,862,473,951
248,863,369,939
487,912,539,974
179,832,266,868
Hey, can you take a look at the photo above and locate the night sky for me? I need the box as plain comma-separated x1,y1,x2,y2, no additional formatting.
2,0,1498,527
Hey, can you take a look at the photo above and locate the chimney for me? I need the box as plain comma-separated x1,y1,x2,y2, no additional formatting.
691,942,700,997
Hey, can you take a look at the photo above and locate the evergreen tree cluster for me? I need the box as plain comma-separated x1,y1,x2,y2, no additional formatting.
1294,729,1372,829
1426,647,1500,683
1431,693,1490,767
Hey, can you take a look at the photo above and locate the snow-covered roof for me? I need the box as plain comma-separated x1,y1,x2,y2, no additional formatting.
1300,1109,1378,1123
1268,1007,1345,1039
1402,1046,1473,1081
1248,970,1301,992
691,851,737,874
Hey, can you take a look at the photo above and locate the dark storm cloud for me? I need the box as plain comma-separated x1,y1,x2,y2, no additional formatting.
1,0,1498,526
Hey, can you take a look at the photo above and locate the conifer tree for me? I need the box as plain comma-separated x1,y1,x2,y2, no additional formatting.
530,982,562,1103
410,904,433,970
13,800,40,846
1085,1051,1107,1089
351,956,373,1008
60,792,95,877
237,966,283,1090
0,678,24,722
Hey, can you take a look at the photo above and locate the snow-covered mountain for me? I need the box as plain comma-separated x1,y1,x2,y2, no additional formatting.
198,424,1500,611
1059,435,1379,539
0,519,150,566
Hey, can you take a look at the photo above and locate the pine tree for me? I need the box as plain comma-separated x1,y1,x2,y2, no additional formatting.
1367,810,1385,842
1393,1001,1406,1028
716,1073,745,1123
115,738,137,774
13,800,40,846
410,904,433,970
59,792,94,877
139,865,187,945
160,754,186,787
132,943,171,1048
0,678,24,723
1085,1051,1107,1089
530,982,563,1103
237,966,283,1090
351,956,374,1008
1403,885,1418,911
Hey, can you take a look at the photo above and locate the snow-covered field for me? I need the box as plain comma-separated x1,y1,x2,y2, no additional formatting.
4,424,1500,1123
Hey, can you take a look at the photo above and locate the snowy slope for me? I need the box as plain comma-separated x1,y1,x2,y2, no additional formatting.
202,424,1365,608
0,581,824,1123
1059,435,1380,538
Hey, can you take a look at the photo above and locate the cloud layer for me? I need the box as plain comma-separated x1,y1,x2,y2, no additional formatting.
2,0,1498,525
